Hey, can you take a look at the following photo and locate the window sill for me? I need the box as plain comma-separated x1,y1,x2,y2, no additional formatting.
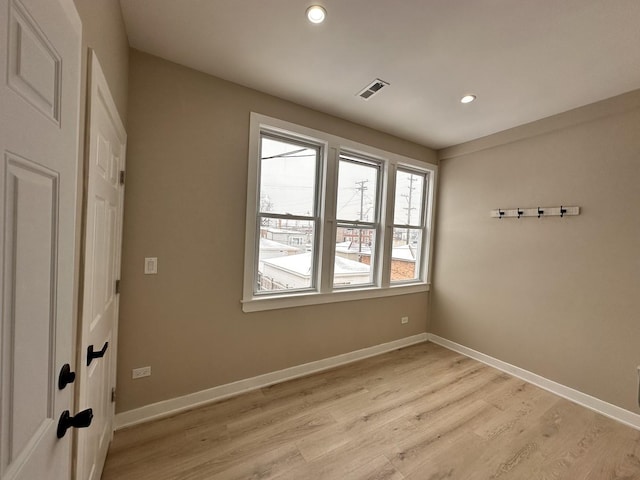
241,283,430,313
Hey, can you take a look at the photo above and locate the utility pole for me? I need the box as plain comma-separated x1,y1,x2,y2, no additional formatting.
355,180,368,254
401,174,416,244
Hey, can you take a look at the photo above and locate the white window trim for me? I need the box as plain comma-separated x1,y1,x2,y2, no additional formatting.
390,166,430,284
333,152,383,290
242,113,437,313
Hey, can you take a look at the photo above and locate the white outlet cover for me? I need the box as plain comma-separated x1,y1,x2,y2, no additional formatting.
132,366,151,379
144,257,158,274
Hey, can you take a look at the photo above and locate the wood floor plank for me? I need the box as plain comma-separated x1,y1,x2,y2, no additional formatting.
102,342,640,480
472,383,559,441
328,354,479,423
347,455,405,480
401,430,488,480
226,381,367,434
295,395,418,462
186,444,306,480
270,444,387,480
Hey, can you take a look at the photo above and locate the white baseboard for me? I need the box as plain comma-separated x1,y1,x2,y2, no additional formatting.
115,333,428,430
428,334,640,431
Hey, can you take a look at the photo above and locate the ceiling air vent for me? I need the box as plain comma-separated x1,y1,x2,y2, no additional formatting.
357,78,389,100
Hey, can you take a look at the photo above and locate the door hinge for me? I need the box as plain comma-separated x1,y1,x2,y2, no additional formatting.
111,387,116,403
115,279,121,294
119,170,125,185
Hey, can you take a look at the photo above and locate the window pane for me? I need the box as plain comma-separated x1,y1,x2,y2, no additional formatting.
336,157,379,222
394,170,425,226
257,219,315,293
391,228,422,282
260,135,318,216
334,227,375,287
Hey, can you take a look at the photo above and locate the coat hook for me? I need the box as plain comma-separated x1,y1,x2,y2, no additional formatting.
498,208,504,219
560,206,566,218
537,207,544,218
517,208,523,219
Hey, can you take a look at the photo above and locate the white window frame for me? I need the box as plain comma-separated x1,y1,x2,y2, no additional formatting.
333,152,383,290
242,113,437,313
255,131,324,295
389,167,430,285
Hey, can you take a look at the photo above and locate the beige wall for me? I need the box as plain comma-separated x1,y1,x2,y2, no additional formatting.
432,90,640,413
73,0,129,122
117,49,436,413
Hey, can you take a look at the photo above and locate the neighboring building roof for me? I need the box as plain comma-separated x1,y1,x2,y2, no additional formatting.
262,252,370,277
261,227,307,235
259,238,301,253
335,241,372,255
334,255,370,274
335,241,416,262
391,244,416,261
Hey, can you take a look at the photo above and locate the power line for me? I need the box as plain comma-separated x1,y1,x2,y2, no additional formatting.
261,148,311,160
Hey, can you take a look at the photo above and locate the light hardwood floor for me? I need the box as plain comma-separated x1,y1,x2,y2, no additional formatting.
102,342,640,479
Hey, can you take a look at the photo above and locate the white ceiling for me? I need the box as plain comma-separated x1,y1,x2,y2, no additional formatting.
119,0,640,149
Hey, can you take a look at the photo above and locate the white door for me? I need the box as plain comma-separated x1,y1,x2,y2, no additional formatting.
76,51,126,480
0,0,82,479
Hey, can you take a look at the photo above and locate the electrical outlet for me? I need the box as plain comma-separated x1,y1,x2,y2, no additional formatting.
132,366,151,379
144,257,158,275
401,316,409,324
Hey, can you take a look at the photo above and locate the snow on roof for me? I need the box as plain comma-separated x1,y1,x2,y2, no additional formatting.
335,241,416,262
335,241,372,255
262,252,370,277
259,238,301,252
262,252,312,275
334,256,370,274
391,244,416,261
261,227,306,235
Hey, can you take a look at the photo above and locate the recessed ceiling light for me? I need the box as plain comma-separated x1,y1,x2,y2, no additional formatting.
306,5,326,24
460,94,476,104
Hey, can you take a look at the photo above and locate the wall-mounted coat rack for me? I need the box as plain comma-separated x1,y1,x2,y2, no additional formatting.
490,206,580,219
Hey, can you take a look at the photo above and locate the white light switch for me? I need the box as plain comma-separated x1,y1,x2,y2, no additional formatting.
144,257,158,274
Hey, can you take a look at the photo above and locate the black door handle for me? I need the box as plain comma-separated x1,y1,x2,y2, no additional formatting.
58,363,76,390
57,408,93,438
87,342,109,366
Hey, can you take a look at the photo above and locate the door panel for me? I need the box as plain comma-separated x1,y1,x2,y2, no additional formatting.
2,154,58,466
0,0,81,479
7,0,62,123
